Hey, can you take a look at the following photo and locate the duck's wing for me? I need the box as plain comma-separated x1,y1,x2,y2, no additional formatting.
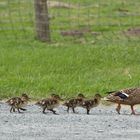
43,98,58,106
63,98,77,106
82,99,95,108
105,91,125,102
106,88,140,102
122,88,140,95
6,97,21,106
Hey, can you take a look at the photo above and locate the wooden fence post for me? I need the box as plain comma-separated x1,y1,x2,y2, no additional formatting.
34,0,51,42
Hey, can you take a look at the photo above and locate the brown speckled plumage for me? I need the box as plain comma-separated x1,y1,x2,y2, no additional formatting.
35,94,62,114
106,88,140,115
82,94,102,114
63,93,85,113
6,93,30,113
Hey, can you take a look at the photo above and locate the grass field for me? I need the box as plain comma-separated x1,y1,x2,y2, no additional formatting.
0,0,140,99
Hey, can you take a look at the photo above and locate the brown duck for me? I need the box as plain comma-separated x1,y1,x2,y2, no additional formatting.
63,93,85,113
82,94,102,114
35,94,63,114
6,93,30,113
105,88,140,115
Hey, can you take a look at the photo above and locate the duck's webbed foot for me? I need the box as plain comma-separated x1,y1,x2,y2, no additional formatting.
49,109,59,115
86,108,90,115
17,108,23,113
10,107,13,113
116,104,121,114
67,106,69,113
20,108,27,111
131,105,136,115
72,107,76,113
42,107,47,114
10,106,16,113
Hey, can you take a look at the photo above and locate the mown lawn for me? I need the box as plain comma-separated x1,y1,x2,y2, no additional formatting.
0,41,140,99
0,0,140,99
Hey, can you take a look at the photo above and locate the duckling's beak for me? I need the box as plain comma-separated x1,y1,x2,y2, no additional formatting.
60,99,64,103
102,97,109,101
59,99,64,104
35,102,39,105
62,102,66,106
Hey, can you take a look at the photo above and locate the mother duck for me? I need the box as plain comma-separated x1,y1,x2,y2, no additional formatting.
106,88,140,115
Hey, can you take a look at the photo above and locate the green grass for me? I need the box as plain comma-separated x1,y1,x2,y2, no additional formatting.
0,0,140,99
0,0,140,42
0,41,140,99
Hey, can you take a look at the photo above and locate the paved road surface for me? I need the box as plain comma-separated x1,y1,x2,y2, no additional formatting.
0,102,140,140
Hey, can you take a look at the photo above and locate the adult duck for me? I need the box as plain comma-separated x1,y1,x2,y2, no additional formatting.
105,88,140,115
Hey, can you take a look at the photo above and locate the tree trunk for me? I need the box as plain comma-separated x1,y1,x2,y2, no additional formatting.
34,0,51,42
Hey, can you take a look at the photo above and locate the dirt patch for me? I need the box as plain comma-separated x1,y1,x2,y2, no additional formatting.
123,28,140,37
61,29,100,37
61,30,85,37
48,1,77,9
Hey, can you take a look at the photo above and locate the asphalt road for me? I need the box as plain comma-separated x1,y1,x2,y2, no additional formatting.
0,102,140,140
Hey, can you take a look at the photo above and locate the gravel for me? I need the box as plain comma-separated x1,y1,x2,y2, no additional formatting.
0,102,140,140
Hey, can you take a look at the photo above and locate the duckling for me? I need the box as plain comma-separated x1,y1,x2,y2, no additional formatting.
6,93,30,113
82,93,102,114
63,93,85,113
105,88,140,115
35,94,63,114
